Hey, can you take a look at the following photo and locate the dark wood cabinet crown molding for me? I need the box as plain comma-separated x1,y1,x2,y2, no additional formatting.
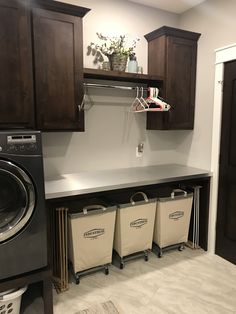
30,0,90,17
144,26,201,42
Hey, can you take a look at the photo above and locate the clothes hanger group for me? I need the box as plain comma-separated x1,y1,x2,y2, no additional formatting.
130,87,171,113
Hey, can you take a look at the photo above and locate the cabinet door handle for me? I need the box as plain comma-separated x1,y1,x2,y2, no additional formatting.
77,94,85,112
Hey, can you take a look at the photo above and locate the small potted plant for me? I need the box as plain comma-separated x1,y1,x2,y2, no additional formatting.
87,33,140,71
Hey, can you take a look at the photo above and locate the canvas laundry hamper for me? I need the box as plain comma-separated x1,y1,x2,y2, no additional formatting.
111,192,156,258
68,199,116,276
153,189,193,249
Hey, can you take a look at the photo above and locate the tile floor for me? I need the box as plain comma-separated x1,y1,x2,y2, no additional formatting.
53,248,236,314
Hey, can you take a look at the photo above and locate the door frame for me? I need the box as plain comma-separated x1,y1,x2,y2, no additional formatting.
209,43,236,253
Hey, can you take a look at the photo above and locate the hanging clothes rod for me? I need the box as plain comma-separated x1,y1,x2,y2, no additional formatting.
84,82,149,91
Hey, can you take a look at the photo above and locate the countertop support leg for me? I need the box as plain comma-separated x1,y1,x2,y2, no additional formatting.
43,277,53,314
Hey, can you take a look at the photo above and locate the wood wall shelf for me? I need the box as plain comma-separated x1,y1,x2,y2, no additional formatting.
83,68,164,85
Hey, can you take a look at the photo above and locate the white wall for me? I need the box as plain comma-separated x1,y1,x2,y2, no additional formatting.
178,0,236,170
54,0,179,73
179,0,236,252
43,0,185,178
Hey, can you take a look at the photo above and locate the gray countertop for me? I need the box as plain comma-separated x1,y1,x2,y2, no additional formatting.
45,164,211,200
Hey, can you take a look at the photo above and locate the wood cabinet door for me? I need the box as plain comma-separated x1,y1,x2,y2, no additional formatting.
32,8,84,131
0,0,34,128
166,37,197,129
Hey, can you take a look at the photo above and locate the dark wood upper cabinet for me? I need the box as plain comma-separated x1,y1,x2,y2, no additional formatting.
145,26,201,130
0,0,34,129
0,0,89,131
31,1,90,131
32,8,84,131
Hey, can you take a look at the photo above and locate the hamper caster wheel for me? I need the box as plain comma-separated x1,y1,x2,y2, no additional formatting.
120,262,124,269
144,254,148,262
105,267,109,275
178,245,184,251
75,277,80,285
158,252,163,258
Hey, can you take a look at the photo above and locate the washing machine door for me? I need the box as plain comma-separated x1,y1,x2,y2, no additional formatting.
0,160,35,242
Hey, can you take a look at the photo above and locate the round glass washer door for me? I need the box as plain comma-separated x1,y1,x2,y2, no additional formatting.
0,160,35,243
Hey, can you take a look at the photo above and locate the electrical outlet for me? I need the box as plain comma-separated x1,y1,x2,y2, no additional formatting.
136,147,142,157
136,143,144,157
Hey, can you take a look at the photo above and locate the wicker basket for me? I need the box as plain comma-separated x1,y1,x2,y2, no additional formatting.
108,54,128,71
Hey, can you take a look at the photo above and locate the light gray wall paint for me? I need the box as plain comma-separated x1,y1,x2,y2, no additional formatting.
45,0,236,178
43,0,184,178
178,0,236,169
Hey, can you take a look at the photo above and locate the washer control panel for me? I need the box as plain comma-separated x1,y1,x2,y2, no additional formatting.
0,132,41,155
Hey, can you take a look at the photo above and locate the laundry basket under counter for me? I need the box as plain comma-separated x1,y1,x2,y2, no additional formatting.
0,287,27,314
68,198,116,284
106,191,156,269
153,189,193,257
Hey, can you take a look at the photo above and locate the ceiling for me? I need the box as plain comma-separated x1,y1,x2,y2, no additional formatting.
126,0,206,14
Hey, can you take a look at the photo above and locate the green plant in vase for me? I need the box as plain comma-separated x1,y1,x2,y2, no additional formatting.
87,33,140,71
